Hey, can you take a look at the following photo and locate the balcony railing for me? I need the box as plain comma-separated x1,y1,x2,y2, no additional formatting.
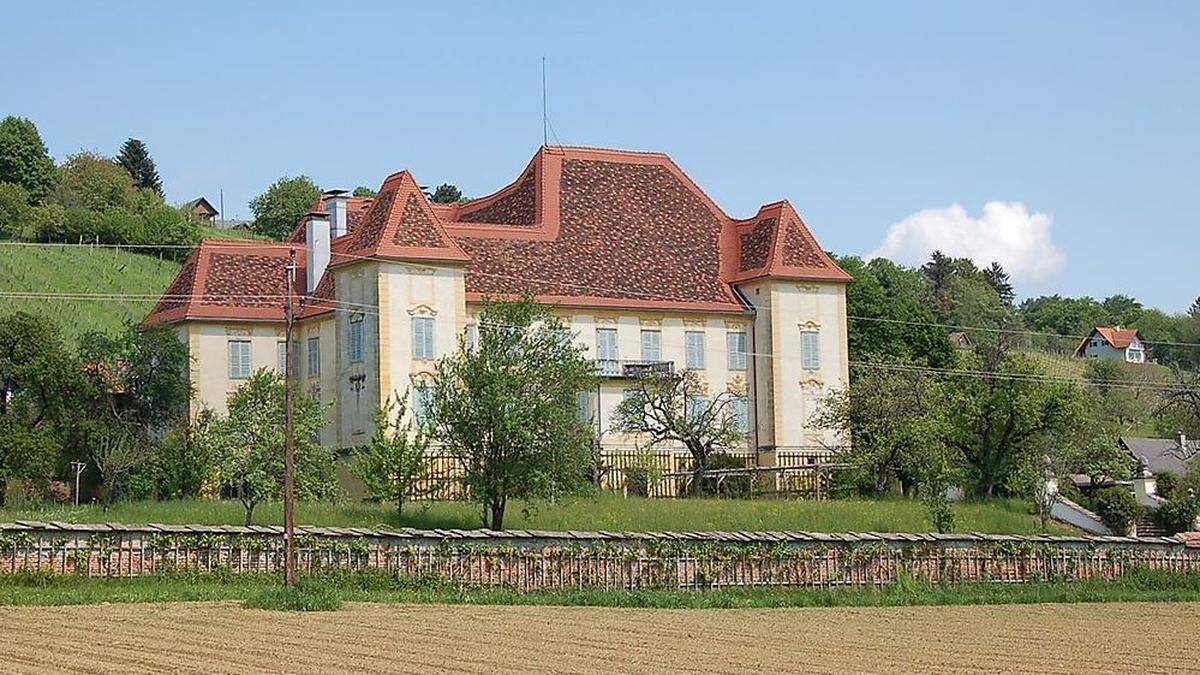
595,359,675,378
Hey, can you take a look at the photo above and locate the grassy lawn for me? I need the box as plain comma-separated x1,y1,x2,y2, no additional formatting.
197,225,269,241
0,568,1196,608
0,493,1069,535
0,244,179,341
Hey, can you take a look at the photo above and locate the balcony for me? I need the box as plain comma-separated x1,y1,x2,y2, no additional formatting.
595,359,675,379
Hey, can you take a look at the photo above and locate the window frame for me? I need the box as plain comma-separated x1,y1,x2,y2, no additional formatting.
412,316,436,360
307,337,320,377
641,329,662,363
684,330,706,370
726,331,747,370
227,339,251,380
801,330,821,371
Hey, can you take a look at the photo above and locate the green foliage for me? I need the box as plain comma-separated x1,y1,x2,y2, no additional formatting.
614,370,744,497
0,311,84,431
1020,295,1109,340
115,139,162,195
0,116,57,203
51,152,138,213
0,417,59,505
623,452,663,497
351,186,377,198
432,295,596,528
1154,471,1181,500
0,182,30,238
242,582,342,611
982,262,1014,307
352,393,432,515
204,370,339,525
835,255,954,367
430,183,463,203
1091,487,1139,535
1153,492,1198,535
944,351,1084,497
153,417,216,500
690,452,753,498
248,175,320,240
813,360,951,496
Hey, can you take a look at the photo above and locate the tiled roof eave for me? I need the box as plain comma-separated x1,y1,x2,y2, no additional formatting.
464,292,751,315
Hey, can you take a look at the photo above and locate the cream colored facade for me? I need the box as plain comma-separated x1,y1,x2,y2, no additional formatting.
176,260,848,456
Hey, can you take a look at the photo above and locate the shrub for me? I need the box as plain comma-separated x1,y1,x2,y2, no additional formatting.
1154,472,1180,500
243,583,342,612
0,181,30,238
1153,495,1199,535
1092,487,1140,535
689,452,752,498
623,452,663,497
43,480,71,504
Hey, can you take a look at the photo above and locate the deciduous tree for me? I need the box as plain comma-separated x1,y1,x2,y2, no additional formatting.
0,116,57,203
353,393,432,515
249,175,321,240
431,296,595,529
613,370,745,497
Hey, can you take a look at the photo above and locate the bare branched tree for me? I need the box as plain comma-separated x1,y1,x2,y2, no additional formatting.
612,371,745,496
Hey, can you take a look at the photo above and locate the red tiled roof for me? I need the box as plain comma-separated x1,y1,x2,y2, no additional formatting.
285,195,374,244
1074,327,1145,357
146,146,850,324
143,240,309,324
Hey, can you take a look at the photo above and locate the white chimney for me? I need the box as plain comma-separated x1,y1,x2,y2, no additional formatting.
323,189,349,238
305,211,331,292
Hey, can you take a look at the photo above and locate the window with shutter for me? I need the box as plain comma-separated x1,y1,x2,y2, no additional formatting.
641,329,662,362
801,330,821,370
412,316,435,360
726,331,747,370
685,331,706,370
349,314,364,362
307,337,320,377
228,340,251,379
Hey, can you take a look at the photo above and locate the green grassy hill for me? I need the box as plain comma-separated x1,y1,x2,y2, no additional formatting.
0,244,180,342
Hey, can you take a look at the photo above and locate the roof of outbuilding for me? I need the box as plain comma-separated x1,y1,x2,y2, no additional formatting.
1120,437,1198,477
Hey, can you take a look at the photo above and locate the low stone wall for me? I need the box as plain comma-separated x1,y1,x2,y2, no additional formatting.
2,521,1198,590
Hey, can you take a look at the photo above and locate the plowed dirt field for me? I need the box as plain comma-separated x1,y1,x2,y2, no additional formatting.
0,601,1196,673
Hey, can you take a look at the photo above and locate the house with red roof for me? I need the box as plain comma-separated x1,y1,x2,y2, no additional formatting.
1074,326,1148,364
146,146,852,455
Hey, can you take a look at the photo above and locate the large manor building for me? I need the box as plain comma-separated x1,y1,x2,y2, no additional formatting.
145,146,851,460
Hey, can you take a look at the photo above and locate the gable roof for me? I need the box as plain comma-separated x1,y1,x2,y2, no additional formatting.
1074,326,1145,357
146,145,850,323
1120,437,1198,477
184,197,218,216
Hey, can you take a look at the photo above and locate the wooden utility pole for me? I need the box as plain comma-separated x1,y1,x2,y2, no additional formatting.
283,248,297,587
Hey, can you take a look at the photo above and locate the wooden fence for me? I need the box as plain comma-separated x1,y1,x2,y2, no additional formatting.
2,523,1197,590
408,448,841,501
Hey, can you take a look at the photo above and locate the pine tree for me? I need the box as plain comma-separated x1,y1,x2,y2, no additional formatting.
983,262,1015,307
1190,296,1200,320
116,138,162,196
430,183,463,203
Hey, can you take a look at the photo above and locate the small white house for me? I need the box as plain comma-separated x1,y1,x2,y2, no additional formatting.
1074,326,1147,364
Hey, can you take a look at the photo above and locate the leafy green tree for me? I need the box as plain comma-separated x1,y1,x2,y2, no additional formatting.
353,393,432,515
205,370,338,525
1102,294,1143,327
812,360,952,496
0,417,58,505
836,256,954,367
0,116,57,203
982,262,1015,307
116,138,162,195
944,352,1084,496
249,175,321,240
0,182,30,238
430,183,463,203
1020,294,1109,338
614,370,745,497
1092,487,1139,535
77,323,191,432
51,151,138,213
0,312,82,431
944,275,1019,353
352,186,377,198
431,296,595,528
153,415,216,499
79,421,149,504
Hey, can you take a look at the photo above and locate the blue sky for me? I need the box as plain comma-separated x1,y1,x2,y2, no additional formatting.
2,2,1196,310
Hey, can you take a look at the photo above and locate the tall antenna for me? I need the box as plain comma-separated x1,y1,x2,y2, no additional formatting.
541,56,548,147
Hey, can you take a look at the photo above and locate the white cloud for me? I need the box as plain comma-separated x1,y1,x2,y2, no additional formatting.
868,201,1065,283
